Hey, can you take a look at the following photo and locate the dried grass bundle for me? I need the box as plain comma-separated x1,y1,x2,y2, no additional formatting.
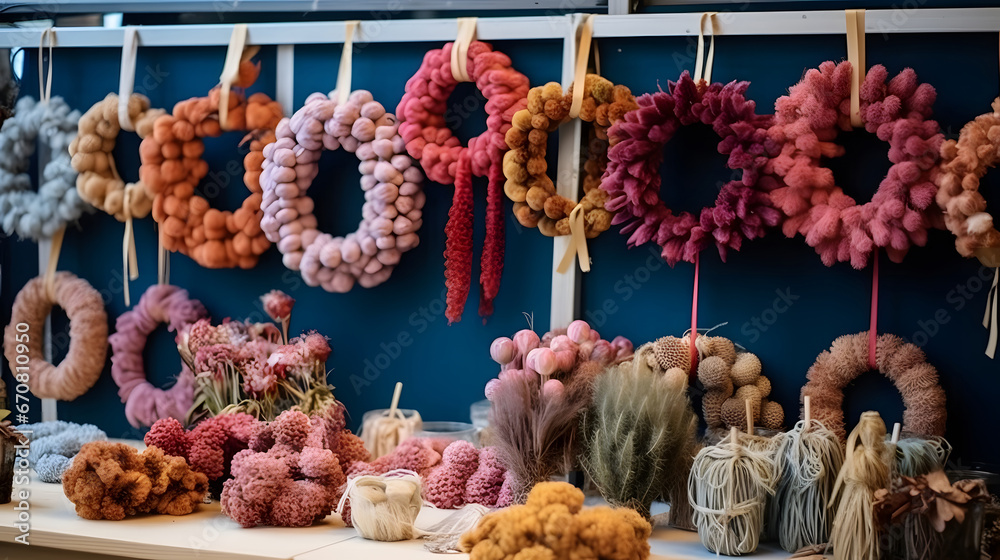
829,411,889,560
488,371,587,503
580,358,697,518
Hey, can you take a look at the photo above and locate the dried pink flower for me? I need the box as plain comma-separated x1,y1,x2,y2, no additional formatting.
194,344,235,375
243,358,279,397
261,290,295,323
188,318,226,353
300,332,332,363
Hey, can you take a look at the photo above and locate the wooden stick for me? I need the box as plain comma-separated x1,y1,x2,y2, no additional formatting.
804,395,812,431
745,398,754,434
388,382,402,419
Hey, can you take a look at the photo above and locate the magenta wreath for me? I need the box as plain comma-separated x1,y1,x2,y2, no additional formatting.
766,61,944,269
601,72,781,266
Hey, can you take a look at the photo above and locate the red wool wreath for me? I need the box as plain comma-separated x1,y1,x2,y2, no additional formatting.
766,61,944,269
396,41,529,323
601,72,780,266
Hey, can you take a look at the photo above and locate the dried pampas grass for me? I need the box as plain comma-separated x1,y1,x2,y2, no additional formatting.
580,358,697,519
488,371,586,504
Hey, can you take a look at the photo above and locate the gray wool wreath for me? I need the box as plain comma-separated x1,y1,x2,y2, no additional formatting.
0,96,85,241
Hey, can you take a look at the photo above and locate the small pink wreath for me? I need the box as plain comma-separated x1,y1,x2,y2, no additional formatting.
109,284,208,428
3,272,107,401
766,61,944,269
260,90,424,293
601,72,780,266
396,41,529,322
800,331,947,441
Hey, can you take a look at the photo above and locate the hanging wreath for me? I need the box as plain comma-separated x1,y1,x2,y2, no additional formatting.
934,97,1000,259
504,75,638,238
2,272,108,401
396,40,529,323
71,93,165,222
800,331,947,441
260,90,424,292
0,96,85,241
766,61,944,269
109,284,207,428
139,60,283,269
601,73,780,266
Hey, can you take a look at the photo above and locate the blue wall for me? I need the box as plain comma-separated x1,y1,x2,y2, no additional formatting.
2,25,999,470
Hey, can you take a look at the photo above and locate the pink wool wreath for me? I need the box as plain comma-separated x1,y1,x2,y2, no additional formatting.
766,61,944,269
601,72,781,266
109,284,208,428
260,90,425,292
396,41,529,323
800,331,947,441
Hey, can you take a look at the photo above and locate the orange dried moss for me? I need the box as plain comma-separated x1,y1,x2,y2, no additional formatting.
62,441,208,520
460,481,651,560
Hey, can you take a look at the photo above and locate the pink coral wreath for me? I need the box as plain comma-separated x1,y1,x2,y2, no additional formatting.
800,331,947,442
601,72,781,266
109,284,208,428
766,61,944,269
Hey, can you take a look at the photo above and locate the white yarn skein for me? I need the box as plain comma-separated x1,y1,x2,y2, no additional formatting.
338,470,423,542
688,426,779,556
0,96,84,241
337,469,490,550
771,419,845,553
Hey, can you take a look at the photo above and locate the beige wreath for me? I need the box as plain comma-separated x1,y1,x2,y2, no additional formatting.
70,93,164,222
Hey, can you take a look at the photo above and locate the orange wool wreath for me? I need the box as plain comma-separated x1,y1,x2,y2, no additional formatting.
139,60,283,269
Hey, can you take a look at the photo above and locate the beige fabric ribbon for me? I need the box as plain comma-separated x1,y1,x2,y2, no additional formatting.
118,27,139,132
121,186,139,306
450,18,478,83
106,151,139,305
984,268,998,358
556,204,591,274
43,226,65,302
219,24,255,131
568,14,595,119
846,9,866,128
335,21,361,105
157,227,170,286
38,28,54,104
694,12,718,86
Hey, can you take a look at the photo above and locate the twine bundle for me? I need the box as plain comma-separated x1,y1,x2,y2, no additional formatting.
829,411,889,560
688,424,778,555
892,435,950,478
770,414,845,552
359,383,423,459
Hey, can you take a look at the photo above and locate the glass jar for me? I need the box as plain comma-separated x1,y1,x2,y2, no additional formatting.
413,421,479,445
